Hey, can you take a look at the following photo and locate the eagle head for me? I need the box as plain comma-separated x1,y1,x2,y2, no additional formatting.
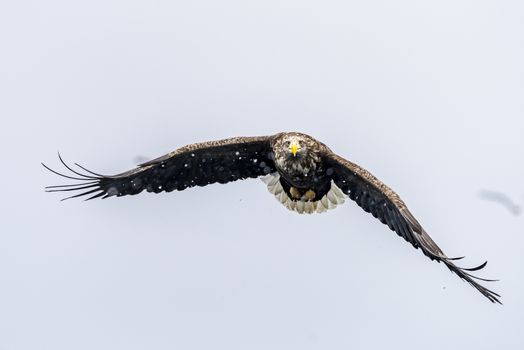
272,132,321,174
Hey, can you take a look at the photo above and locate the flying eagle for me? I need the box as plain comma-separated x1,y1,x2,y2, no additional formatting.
43,132,501,303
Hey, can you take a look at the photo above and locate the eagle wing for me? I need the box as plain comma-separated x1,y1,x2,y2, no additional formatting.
44,136,276,200
323,152,501,304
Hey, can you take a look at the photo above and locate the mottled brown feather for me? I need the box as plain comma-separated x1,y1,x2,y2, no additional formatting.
138,136,274,169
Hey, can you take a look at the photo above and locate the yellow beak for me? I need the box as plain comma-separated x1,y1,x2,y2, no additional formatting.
291,143,298,157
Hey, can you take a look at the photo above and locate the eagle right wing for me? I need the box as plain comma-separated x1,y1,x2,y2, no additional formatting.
43,136,277,200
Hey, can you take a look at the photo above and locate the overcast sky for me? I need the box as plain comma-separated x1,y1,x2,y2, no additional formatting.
1,1,523,349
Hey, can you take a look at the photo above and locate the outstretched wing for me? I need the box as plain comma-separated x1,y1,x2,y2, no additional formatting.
324,152,501,304
44,136,276,200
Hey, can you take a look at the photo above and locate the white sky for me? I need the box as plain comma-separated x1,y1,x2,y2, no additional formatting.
1,1,523,349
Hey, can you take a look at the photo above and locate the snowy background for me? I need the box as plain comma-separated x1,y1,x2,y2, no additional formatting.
1,1,523,349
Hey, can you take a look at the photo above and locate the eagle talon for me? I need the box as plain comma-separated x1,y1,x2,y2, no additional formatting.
289,186,301,199
304,189,316,201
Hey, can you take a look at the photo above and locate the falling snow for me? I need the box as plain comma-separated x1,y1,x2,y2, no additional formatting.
106,186,119,197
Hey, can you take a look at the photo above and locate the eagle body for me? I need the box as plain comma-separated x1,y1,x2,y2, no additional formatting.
44,131,501,304
266,132,345,213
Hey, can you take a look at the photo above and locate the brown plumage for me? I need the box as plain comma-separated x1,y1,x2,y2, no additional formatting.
43,132,501,303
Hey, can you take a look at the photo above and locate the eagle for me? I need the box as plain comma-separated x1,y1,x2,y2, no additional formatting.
43,132,501,303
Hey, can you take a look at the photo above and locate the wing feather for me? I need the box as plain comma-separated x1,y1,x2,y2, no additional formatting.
324,152,501,304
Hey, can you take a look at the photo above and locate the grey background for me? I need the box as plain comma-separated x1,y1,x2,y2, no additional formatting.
1,1,523,349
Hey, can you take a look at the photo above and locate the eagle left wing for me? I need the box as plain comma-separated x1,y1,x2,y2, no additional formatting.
43,136,277,200
323,152,501,304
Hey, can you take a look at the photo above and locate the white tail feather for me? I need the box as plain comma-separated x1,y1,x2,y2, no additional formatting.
261,173,345,214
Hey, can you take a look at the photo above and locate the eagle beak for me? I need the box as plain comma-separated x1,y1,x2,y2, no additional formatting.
291,142,298,157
